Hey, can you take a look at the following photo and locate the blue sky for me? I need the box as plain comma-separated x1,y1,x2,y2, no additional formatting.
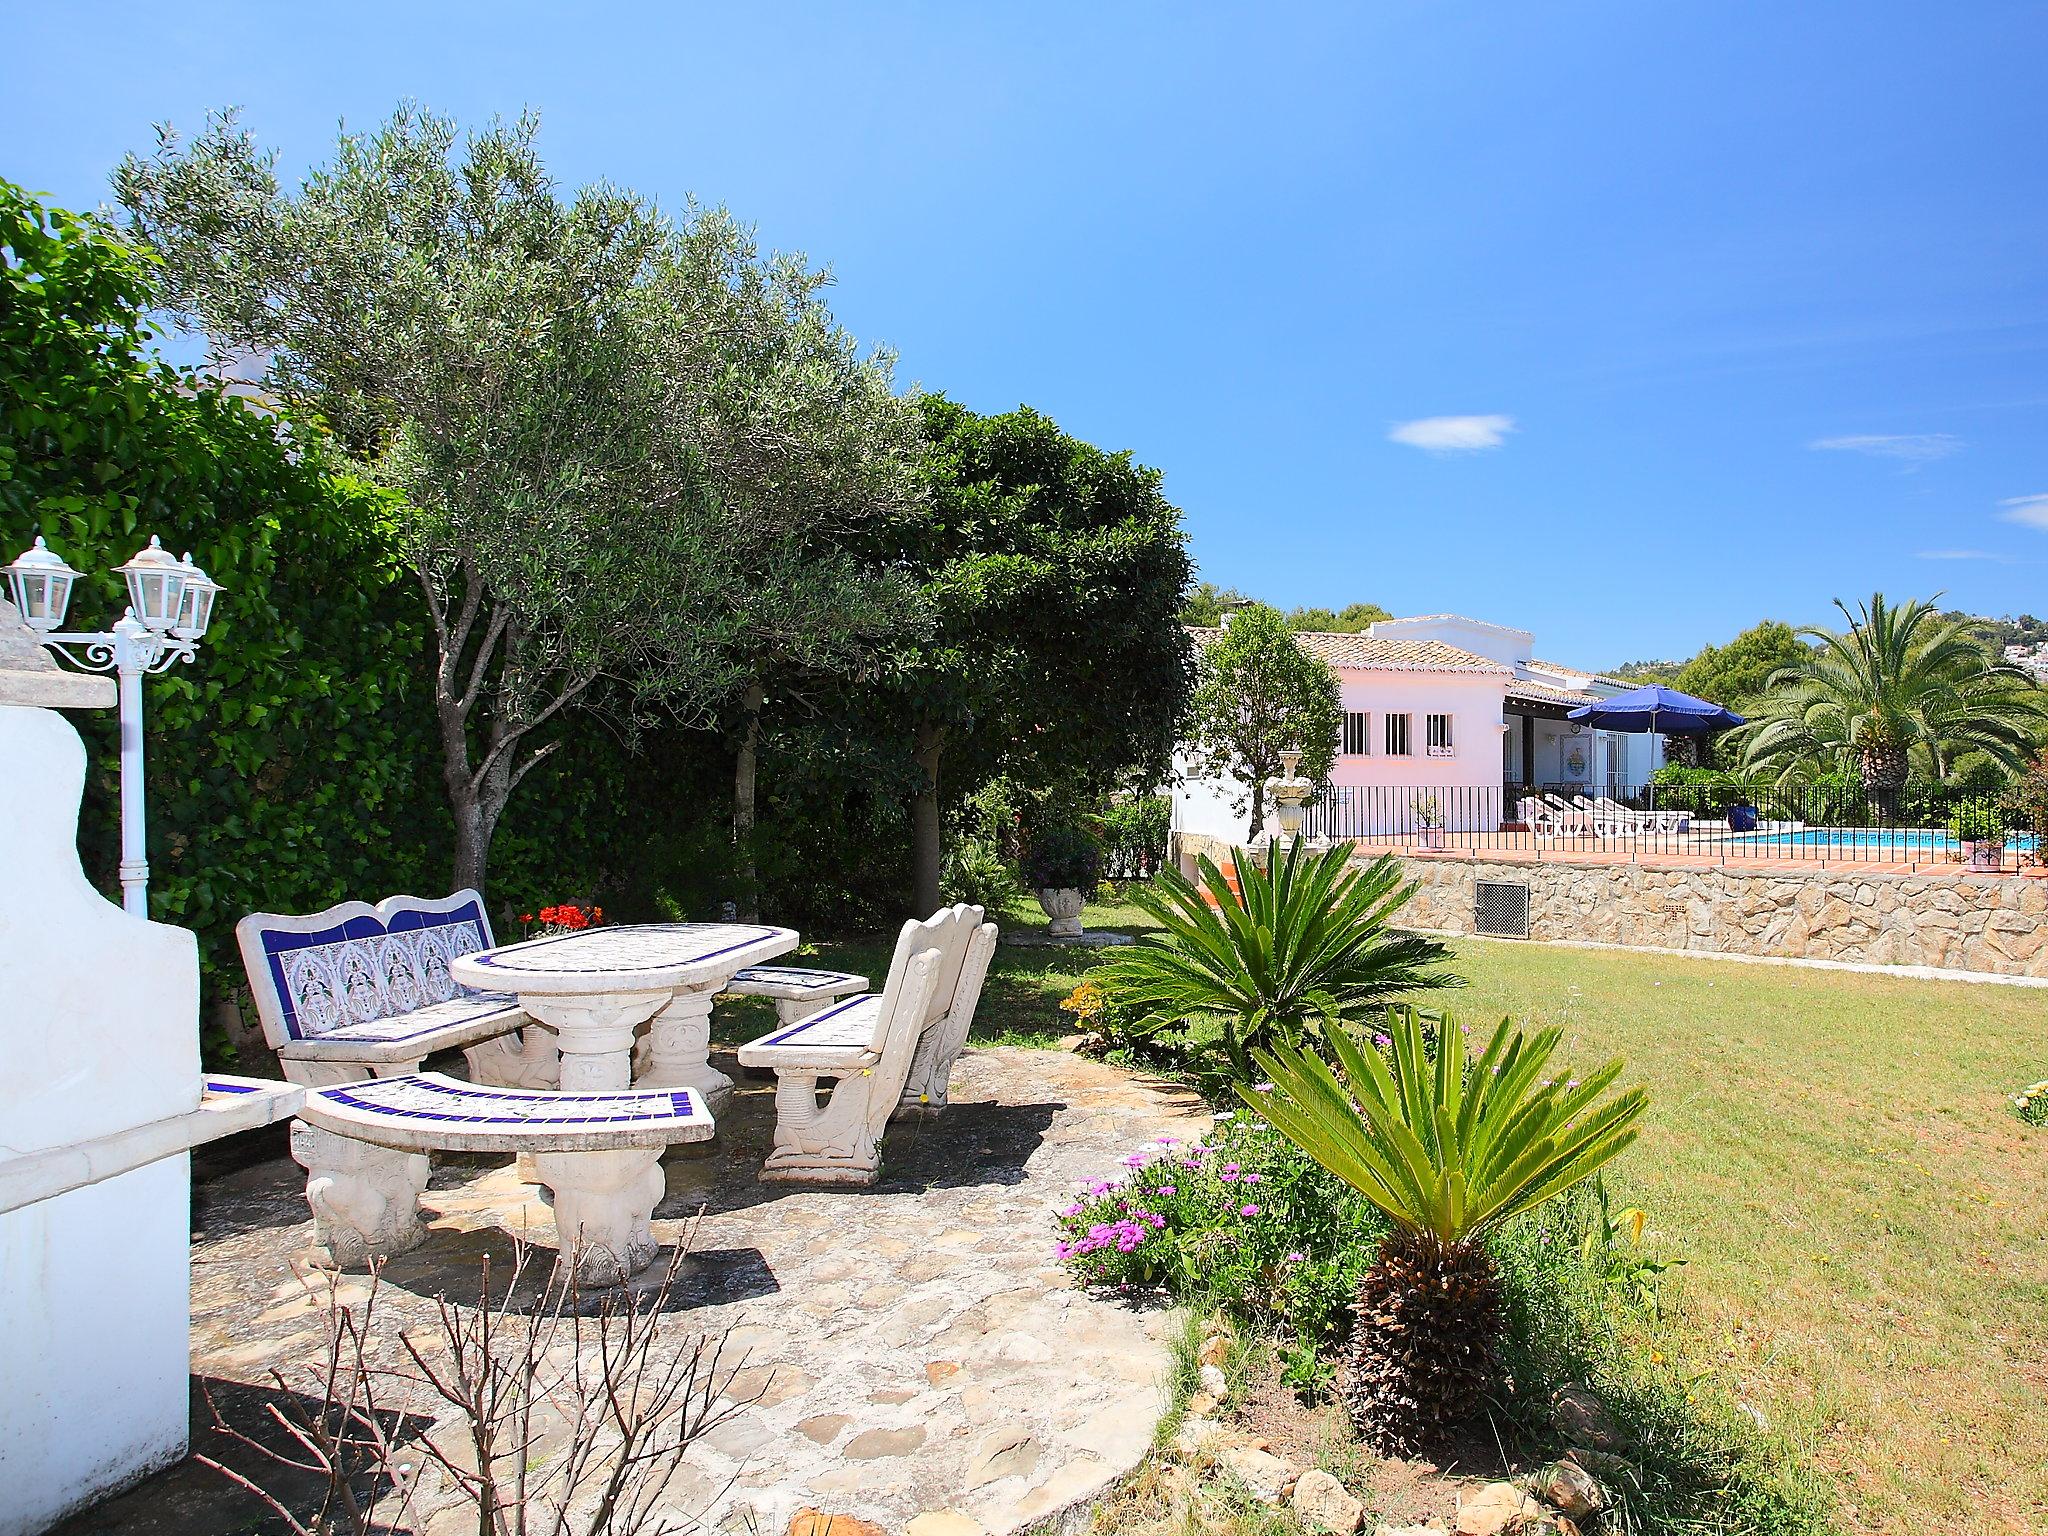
7,2,2046,666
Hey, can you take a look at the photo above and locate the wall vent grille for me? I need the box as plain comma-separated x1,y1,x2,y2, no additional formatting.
1474,880,1531,939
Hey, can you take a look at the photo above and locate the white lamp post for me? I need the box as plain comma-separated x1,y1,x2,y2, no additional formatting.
6,534,223,918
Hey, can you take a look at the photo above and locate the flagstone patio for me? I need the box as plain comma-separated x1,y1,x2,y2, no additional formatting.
70,1046,1207,1536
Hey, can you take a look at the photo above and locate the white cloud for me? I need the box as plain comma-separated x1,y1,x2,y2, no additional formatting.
1916,549,2000,561
1807,433,1961,462
1388,414,1514,452
1998,493,2048,530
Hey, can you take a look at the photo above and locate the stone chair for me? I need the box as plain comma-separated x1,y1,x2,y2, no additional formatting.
733,920,948,1185
897,905,998,1117
727,903,997,1118
236,890,556,1088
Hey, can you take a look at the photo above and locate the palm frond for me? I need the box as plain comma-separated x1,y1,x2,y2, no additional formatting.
1241,1008,1647,1246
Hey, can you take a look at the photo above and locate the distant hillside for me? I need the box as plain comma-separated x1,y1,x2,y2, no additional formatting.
1609,658,1682,683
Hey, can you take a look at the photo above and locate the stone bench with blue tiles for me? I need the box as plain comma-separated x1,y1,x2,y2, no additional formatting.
235,889,555,1088
723,963,870,1024
292,1072,715,1285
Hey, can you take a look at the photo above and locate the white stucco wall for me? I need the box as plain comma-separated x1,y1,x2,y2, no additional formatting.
0,704,201,1532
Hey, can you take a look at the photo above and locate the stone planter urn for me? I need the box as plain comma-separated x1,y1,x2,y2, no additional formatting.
1035,886,1085,938
1963,839,2005,872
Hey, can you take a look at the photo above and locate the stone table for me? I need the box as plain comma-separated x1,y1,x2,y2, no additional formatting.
450,922,796,1105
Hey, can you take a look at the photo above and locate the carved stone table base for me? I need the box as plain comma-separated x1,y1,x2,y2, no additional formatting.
290,1121,430,1267
532,1147,667,1285
634,991,734,1109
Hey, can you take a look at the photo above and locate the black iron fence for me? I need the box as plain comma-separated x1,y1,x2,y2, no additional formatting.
1296,781,2034,867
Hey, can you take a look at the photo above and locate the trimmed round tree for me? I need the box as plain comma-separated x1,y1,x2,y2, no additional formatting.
1185,603,1341,838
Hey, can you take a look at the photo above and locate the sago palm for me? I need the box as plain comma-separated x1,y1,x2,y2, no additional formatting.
1736,593,2043,800
1097,840,1460,1081
1243,1006,1647,1452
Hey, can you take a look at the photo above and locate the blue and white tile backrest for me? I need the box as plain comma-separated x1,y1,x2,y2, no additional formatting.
279,916,489,1038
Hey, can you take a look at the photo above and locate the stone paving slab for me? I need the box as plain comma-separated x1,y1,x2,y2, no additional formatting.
143,1046,1210,1536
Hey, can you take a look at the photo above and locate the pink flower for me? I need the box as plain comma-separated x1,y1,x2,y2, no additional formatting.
1240,1203,1260,1217
1123,1153,1148,1167
1242,1172,1262,1184
1157,1184,1177,1196
1285,1251,1306,1263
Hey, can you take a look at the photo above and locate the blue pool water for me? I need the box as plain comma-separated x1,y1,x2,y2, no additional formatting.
1740,828,2037,853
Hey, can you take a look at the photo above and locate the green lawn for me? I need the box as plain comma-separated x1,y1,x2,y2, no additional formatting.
1448,940,2048,1536
710,890,1165,1049
747,905,2047,1535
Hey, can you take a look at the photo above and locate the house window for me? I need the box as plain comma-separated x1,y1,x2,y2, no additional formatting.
1341,710,1370,756
1384,712,1413,756
1426,713,1455,757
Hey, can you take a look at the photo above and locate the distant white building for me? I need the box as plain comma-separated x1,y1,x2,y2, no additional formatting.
2003,643,2048,683
1171,612,1663,848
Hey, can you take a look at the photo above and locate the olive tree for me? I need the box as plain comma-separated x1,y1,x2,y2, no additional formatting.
117,108,768,891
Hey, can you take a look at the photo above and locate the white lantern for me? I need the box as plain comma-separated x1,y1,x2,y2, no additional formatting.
171,554,222,640
116,536,188,633
6,537,82,632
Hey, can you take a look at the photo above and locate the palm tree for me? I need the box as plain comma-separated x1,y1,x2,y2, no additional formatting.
1735,594,2044,804
1244,1007,1647,1452
1095,841,1461,1082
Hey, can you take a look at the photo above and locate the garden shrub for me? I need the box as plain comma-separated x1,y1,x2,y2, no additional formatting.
941,834,1022,912
1095,793,1170,880
2,181,451,1048
1054,1109,1386,1386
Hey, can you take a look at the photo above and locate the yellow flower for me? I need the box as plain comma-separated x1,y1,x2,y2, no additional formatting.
1060,980,1107,1022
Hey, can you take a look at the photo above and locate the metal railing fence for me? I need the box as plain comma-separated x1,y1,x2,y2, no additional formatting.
1296,781,2032,866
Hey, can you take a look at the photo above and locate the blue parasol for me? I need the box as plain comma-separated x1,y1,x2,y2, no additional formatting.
1565,684,1744,735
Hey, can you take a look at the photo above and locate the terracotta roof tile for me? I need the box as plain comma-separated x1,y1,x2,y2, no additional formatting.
1505,676,1598,707
1187,627,1511,675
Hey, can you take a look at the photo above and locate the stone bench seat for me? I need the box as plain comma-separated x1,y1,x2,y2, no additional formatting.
237,890,546,1089
293,1072,714,1284
274,992,527,1066
724,965,870,1024
731,905,996,1186
734,993,884,1072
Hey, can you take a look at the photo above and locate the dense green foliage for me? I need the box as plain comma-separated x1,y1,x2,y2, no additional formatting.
1093,793,1170,879
1735,594,2043,795
1184,601,1341,833
118,108,929,890
1055,1113,1388,1385
1096,842,1461,1084
1178,580,1388,634
1672,620,1810,709
2,178,448,1015
7,175,1193,1058
897,396,1194,908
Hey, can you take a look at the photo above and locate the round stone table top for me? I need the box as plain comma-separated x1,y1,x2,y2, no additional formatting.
450,922,798,996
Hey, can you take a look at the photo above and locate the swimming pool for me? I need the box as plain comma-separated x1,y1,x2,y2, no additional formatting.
1736,828,2037,854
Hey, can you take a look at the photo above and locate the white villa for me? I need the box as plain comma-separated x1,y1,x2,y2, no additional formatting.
1172,612,1665,845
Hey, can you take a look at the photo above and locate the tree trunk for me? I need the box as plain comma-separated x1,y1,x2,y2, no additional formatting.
1247,772,1267,842
446,746,511,895
734,675,764,922
1858,733,1909,820
912,720,945,914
